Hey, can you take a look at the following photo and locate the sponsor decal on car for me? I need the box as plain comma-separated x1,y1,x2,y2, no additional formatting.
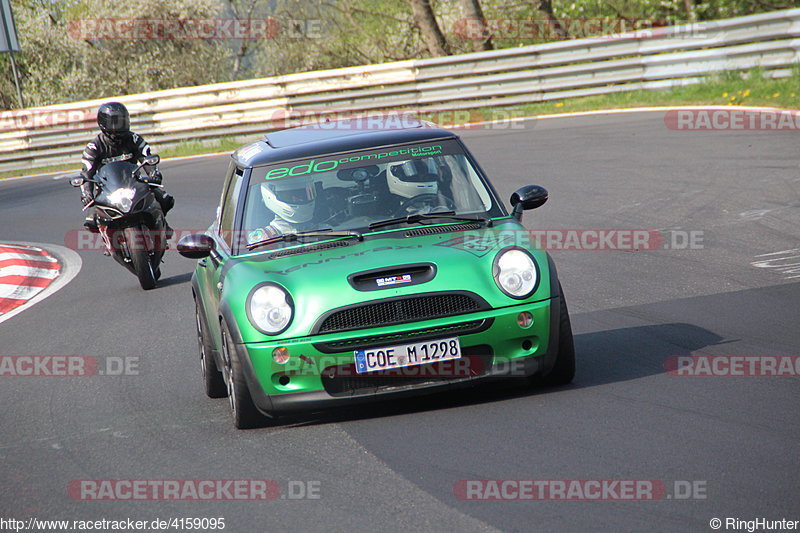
263,144,445,179
375,274,412,287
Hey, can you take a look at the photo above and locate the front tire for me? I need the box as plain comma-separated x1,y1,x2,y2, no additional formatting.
537,283,576,386
195,298,226,398
125,226,156,290
220,322,264,429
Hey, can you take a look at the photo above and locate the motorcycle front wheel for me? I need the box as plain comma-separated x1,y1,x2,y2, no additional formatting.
124,226,157,290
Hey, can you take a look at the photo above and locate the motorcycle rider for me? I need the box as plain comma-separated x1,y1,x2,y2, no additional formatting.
80,102,174,233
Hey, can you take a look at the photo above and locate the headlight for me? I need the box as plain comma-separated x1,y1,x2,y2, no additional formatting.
107,187,136,212
247,283,293,334
493,248,538,299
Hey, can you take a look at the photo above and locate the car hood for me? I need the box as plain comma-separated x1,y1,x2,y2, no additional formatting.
222,221,552,341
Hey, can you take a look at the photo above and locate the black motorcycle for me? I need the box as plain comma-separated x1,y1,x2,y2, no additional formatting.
70,155,168,290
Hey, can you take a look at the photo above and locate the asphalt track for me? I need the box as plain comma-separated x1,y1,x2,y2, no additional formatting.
1,111,798,532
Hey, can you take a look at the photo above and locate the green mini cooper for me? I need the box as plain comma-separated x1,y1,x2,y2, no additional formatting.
179,118,575,428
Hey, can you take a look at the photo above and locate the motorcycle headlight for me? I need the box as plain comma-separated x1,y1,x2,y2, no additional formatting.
247,283,293,335
493,248,539,299
107,187,136,212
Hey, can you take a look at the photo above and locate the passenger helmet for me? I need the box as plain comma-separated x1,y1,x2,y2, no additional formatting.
387,159,440,199
260,180,316,224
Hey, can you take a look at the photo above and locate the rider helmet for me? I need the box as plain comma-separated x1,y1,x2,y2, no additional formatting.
97,102,130,143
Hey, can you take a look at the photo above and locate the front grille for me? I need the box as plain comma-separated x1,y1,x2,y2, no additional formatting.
405,222,483,237
268,239,352,259
321,345,493,397
315,292,487,334
314,319,490,353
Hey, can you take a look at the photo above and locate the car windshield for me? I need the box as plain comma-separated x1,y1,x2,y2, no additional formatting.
240,139,502,249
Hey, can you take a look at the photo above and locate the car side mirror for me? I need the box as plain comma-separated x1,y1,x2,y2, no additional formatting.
510,185,548,220
178,234,215,259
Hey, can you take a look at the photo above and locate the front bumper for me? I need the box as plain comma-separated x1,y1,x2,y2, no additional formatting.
233,296,561,416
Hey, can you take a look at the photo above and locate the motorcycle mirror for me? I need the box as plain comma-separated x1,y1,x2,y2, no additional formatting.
135,154,160,173
69,177,85,187
52,172,81,181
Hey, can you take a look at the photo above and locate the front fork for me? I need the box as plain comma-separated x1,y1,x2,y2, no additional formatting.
98,225,117,257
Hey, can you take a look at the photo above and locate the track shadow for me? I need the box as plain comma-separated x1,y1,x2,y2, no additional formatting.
157,271,193,288
572,321,727,388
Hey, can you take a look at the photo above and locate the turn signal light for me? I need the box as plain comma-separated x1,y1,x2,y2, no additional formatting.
272,347,290,364
517,312,533,328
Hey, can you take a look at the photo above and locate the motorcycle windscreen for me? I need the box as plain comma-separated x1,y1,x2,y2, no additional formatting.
94,161,150,208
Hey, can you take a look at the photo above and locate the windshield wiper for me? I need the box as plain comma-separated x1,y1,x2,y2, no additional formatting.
246,229,363,251
368,211,491,230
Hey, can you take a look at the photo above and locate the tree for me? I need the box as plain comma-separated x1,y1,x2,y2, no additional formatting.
251,0,430,75
406,0,451,56
459,0,493,51
1,0,233,109
535,0,568,40
2,0,793,109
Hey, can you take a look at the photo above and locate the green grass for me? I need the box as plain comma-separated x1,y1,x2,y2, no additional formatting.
158,136,244,159
2,68,798,181
0,163,83,181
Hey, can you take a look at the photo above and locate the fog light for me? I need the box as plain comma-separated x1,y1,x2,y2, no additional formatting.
272,347,290,364
522,339,533,351
517,312,533,328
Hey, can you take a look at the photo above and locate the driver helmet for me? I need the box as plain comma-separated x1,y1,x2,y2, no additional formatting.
97,102,130,144
387,158,441,199
260,179,316,224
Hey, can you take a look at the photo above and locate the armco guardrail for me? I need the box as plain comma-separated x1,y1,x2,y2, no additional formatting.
1,9,798,173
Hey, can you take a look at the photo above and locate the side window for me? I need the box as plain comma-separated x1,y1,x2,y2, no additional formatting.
215,163,236,228
218,166,245,250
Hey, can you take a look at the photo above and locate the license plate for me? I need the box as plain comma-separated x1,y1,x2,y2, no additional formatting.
354,337,462,374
